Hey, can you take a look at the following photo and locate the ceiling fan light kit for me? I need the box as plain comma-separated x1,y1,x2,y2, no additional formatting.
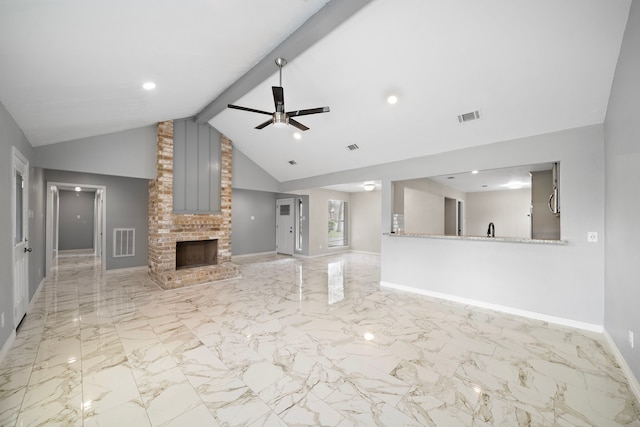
227,58,330,131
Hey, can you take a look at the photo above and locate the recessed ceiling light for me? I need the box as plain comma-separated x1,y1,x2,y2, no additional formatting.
472,170,479,174
363,332,375,341
387,95,398,105
293,132,302,140
75,186,81,192
142,82,156,90
504,181,526,190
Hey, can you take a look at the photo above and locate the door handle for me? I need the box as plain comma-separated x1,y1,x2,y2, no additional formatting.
24,247,32,253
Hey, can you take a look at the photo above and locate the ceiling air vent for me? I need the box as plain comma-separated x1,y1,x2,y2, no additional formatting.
458,110,481,123
347,144,359,151
288,160,297,165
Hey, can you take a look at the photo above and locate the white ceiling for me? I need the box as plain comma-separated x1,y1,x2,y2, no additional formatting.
0,1,631,184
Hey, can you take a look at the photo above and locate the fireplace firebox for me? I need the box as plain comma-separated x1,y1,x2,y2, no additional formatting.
176,240,218,270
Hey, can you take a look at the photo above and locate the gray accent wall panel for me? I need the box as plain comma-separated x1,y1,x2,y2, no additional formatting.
173,119,221,213
604,0,640,382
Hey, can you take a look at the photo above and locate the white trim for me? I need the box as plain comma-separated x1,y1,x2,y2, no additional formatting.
380,281,603,333
0,330,16,364
231,251,277,259
29,277,46,312
104,265,147,275
603,330,640,403
349,250,381,256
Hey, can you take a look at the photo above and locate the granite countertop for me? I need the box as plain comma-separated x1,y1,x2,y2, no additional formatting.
383,232,566,245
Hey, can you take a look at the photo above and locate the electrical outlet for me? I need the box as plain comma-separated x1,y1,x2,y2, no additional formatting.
630,330,635,349
587,232,598,243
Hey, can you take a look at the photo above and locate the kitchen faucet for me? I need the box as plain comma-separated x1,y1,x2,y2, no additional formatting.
487,222,495,238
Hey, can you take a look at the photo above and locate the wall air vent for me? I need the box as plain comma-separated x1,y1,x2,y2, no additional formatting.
113,228,135,257
457,110,481,123
288,160,297,165
347,144,359,151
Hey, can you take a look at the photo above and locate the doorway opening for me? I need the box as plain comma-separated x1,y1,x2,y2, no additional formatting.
46,182,106,275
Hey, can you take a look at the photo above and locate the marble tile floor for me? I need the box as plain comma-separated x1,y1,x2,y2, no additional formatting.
1,252,638,426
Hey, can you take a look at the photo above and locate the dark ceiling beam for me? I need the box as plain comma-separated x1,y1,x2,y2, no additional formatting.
194,0,372,125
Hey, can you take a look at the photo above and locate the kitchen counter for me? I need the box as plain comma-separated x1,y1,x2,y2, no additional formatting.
383,232,566,245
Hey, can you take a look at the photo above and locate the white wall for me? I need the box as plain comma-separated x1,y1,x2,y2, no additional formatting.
283,124,606,326
604,0,640,380
350,190,381,253
465,189,531,238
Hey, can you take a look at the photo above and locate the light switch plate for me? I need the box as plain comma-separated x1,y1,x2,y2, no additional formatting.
587,232,598,243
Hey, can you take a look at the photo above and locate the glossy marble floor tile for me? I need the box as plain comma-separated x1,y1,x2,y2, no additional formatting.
1,252,638,426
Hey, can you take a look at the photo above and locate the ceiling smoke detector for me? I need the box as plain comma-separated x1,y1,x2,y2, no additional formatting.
458,110,481,123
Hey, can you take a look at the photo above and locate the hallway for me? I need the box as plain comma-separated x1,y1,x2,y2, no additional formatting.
0,253,638,426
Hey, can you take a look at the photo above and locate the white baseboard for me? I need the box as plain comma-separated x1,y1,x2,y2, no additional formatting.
231,251,276,259
0,330,16,364
104,265,147,275
603,330,640,403
29,277,46,311
380,281,603,333
349,250,381,256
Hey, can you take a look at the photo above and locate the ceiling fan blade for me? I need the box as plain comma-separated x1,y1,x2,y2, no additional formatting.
287,106,330,117
272,87,285,113
288,118,309,131
255,118,273,129
228,104,272,116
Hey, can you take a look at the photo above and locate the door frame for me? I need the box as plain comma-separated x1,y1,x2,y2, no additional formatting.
46,182,107,275
12,147,29,328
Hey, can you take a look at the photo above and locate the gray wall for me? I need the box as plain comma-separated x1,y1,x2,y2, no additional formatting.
231,189,277,256
282,124,606,327
34,125,157,179
44,170,149,270
58,190,95,250
28,167,46,300
604,0,640,380
0,100,42,351
232,147,280,192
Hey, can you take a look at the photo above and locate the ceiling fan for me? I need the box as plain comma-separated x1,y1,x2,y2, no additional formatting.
227,58,330,131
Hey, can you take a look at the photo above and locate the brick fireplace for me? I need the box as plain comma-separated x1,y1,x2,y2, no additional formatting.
148,120,239,289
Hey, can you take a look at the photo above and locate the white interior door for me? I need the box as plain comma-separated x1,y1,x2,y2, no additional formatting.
276,198,294,255
12,148,29,328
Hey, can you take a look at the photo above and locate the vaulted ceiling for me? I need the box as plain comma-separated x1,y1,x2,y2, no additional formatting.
0,0,631,183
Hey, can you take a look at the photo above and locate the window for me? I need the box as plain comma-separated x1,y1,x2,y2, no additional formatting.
328,200,348,247
296,198,303,251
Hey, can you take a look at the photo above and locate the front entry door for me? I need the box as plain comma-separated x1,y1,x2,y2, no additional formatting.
276,198,294,255
12,148,29,328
